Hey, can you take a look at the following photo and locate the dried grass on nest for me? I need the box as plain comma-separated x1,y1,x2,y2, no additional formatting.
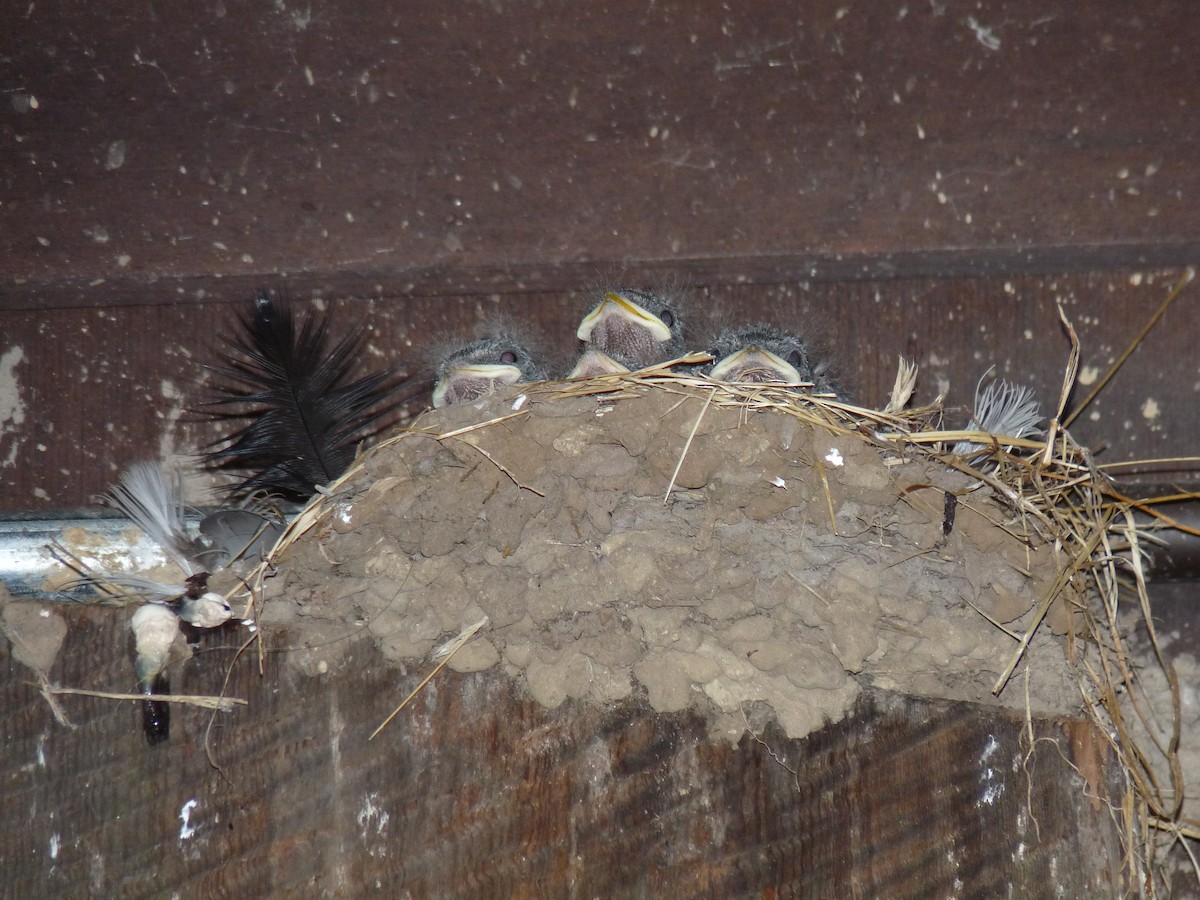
239,277,1196,895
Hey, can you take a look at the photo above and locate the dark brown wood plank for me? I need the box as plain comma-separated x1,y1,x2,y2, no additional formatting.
0,604,1124,898
3,0,1199,309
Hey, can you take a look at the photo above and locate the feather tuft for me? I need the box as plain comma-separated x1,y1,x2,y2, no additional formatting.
953,371,1043,456
202,291,411,500
105,462,201,575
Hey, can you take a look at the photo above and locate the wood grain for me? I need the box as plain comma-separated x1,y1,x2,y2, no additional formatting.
0,606,1124,898
2,1,1198,308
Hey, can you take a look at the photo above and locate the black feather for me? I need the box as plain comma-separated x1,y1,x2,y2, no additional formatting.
203,291,407,501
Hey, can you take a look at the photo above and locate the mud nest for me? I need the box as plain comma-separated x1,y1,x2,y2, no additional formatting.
251,373,1086,741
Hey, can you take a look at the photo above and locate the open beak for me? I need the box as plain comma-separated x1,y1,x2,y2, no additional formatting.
576,292,673,343
433,363,523,408
568,348,632,379
709,346,803,384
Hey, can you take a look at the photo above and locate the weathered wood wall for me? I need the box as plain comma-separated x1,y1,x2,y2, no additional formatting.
2,1,1198,511
3,2,1197,294
1,606,1125,898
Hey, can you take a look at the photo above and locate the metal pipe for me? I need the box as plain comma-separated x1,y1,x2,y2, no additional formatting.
1,512,202,601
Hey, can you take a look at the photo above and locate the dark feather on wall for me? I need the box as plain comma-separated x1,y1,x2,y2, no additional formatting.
203,291,413,501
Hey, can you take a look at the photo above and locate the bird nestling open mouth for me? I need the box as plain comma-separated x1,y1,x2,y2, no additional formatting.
575,289,685,370
433,336,547,407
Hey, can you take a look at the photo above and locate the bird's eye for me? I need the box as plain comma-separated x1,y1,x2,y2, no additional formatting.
659,309,675,329
786,350,804,368
500,350,519,364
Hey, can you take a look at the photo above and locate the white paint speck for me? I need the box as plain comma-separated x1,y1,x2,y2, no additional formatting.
1077,365,1099,386
966,16,1001,50
1141,397,1160,420
824,448,844,467
980,734,999,762
770,476,786,488
105,140,127,171
179,799,199,840
981,777,1004,805
0,345,27,468
49,833,60,859
357,793,390,840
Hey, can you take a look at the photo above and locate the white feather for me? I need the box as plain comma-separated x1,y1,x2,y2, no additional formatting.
954,374,1043,456
106,462,195,575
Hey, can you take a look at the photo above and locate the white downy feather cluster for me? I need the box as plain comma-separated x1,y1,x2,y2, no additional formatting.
953,375,1043,457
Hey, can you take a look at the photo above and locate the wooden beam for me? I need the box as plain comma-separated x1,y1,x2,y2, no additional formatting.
2,1,1197,300
0,605,1125,896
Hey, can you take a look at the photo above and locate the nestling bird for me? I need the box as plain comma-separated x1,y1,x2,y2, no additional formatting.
706,323,840,396
574,288,686,371
432,335,548,407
